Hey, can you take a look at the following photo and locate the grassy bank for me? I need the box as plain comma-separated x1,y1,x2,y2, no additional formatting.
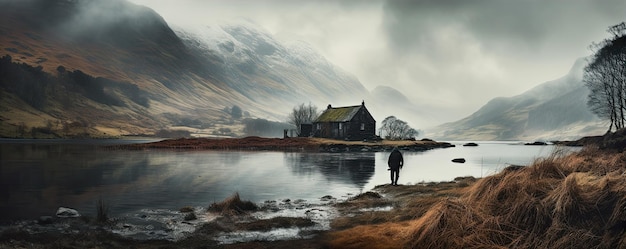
113,136,453,152
328,146,626,248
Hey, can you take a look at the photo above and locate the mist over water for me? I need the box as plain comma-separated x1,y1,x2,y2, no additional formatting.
0,140,578,224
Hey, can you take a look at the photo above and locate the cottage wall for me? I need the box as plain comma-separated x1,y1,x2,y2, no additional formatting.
345,108,376,140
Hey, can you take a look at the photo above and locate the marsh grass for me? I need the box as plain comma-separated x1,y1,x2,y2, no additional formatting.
207,192,258,216
328,148,626,249
405,148,626,249
96,197,109,224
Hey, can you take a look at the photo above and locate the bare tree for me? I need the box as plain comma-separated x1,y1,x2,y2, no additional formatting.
584,22,626,133
378,116,418,140
288,103,319,135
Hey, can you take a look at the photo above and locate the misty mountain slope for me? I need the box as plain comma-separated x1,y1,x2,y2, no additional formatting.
526,86,597,131
0,0,250,136
428,59,605,141
0,0,376,137
175,20,370,113
0,0,239,103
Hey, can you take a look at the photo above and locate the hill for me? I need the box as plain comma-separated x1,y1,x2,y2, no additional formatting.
427,58,606,141
0,0,370,138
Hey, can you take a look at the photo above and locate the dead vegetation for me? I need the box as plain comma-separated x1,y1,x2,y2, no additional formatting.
328,146,626,249
207,192,259,216
328,180,475,248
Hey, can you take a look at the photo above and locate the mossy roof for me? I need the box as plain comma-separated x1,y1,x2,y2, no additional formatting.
315,105,362,123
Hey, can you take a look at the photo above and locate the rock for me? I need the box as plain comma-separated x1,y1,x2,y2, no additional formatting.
56,207,80,218
525,141,547,145
38,216,54,224
184,212,197,221
179,206,194,213
463,142,478,146
452,158,466,163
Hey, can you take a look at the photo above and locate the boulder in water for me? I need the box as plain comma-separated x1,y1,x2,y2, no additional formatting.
452,158,466,163
56,207,80,218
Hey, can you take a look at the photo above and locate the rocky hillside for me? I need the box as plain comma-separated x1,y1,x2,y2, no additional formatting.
0,0,370,138
428,59,606,141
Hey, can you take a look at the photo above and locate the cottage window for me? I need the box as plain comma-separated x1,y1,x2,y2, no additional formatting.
360,123,365,130
339,123,343,130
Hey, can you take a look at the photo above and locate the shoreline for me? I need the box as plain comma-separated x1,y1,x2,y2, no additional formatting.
3,132,625,248
5,134,626,248
0,179,475,248
109,136,455,152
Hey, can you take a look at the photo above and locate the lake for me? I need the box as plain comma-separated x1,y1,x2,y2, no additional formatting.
0,139,579,224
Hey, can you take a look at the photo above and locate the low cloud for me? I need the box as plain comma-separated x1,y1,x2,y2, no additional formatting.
130,0,625,127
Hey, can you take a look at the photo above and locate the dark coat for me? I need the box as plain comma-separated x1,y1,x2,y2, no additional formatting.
388,149,404,170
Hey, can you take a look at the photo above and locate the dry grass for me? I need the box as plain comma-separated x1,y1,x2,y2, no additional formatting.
328,221,415,249
328,148,626,249
404,148,626,249
328,181,475,248
207,192,258,216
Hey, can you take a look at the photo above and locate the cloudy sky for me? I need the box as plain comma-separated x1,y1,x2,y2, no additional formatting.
130,0,625,126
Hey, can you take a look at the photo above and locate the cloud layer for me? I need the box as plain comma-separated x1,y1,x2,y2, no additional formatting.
130,0,626,127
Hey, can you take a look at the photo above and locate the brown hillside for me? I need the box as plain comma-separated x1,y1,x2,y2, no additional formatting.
0,0,240,137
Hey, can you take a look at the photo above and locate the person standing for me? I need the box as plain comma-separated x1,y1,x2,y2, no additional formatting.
388,147,404,186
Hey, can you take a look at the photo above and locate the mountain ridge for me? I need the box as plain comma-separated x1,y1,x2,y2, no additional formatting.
427,58,605,141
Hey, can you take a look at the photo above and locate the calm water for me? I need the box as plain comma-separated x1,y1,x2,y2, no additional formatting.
0,139,578,224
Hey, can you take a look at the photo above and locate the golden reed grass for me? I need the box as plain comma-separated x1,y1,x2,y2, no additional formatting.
329,147,626,249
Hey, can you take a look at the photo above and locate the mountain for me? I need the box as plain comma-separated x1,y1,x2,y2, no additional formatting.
427,59,606,141
0,0,370,138
0,0,236,136
174,20,369,115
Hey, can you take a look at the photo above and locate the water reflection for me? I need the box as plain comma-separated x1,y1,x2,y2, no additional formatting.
1,143,154,223
1,144,378,224
285,153,376,189
1,140,578,224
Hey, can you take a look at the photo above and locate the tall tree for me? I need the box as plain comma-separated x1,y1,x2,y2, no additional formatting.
584,22,626,133
288,103,319,136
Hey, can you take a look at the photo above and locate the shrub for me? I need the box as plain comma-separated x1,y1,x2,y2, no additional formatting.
96,198,109,223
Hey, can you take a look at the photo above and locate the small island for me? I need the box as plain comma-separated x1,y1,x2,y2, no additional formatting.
112,136,455,152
